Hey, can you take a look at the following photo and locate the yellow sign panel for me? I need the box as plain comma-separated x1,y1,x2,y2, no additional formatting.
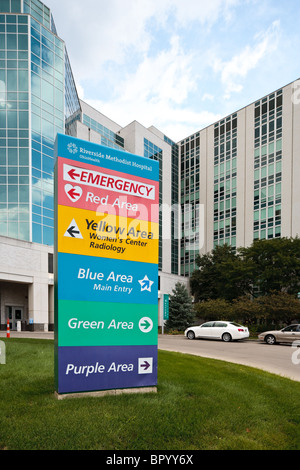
57,205,159,264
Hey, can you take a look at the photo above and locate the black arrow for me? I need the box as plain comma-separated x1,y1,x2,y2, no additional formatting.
140,361,150,371
67,226,80,238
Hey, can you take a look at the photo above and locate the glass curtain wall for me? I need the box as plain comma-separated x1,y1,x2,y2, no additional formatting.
213,114,238,249
179,133,200,276
0,12,30,241
30,14,65,245
0,0,80,246
253,90,282,240
144,138,163,271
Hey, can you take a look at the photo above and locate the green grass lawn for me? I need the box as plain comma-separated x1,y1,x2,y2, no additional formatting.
0,338,299,450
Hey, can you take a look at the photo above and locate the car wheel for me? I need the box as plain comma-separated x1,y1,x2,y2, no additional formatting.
265,334,276,345
222,332,232,342
187,330,195,340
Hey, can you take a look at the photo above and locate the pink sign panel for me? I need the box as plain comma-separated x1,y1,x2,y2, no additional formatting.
57,157,159,223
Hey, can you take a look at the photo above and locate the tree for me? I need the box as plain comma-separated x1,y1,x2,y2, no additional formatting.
194,298,233,322
256,291,300,324
165,282,194,331
191,238,300,302
240,237,300,297
190,244,252,302
231,295,264,324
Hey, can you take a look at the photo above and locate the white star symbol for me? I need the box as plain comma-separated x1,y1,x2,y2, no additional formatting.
138,275,154,292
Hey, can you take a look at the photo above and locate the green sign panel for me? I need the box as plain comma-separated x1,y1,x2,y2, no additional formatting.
57,300,157,346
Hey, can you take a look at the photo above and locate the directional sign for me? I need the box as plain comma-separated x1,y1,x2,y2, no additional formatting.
56,345,157,394
63,162,156,199
57,205,159,264
138,357,153,375
54,134,159,396
57,253,158,305
64,219,83,239
139,317,153,333
57,157,159,223
57,301,158,346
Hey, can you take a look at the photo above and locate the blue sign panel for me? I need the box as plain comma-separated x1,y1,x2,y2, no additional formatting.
55,133,159,182
57,252,158,305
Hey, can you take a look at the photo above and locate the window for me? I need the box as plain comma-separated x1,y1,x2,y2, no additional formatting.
253,91,282,241
48,252,53,273
283,325,298,332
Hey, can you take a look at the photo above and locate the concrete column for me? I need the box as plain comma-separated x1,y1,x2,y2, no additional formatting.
28,281,49,331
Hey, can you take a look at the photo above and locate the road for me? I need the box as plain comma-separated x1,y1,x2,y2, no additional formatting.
158,334,300,382
1,331,299,382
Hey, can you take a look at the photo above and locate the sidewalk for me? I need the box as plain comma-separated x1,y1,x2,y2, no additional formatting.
0,330,54,340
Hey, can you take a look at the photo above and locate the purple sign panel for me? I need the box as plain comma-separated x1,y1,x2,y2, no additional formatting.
57,345,158,394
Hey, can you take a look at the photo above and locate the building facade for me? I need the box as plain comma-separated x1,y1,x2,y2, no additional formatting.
0,1,299,331
0,0,79,330
179,82,300,276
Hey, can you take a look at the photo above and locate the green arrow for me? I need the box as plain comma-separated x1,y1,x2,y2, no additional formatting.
141,319,151,330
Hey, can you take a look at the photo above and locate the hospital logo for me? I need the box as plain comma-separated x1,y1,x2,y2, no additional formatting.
67,142,78,155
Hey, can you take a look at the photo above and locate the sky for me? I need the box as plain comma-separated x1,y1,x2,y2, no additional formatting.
45,0,300,142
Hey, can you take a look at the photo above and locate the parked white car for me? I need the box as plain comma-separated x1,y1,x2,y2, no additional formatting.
185,321,249,342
